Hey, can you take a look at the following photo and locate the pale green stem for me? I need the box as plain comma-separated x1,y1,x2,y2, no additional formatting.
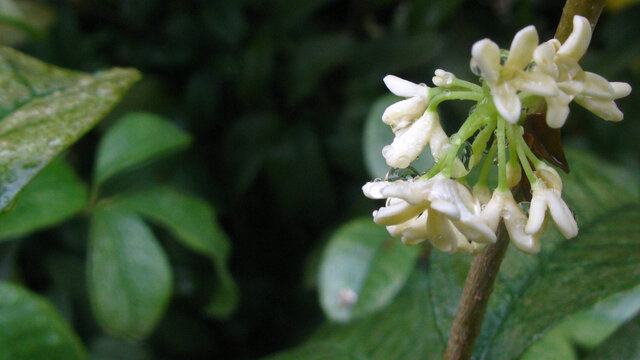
518,135,542,168
496,116,507,191
476,141,497,187
428,91,483,111
516,133,538,185
450,78,483,93
506,123,519,168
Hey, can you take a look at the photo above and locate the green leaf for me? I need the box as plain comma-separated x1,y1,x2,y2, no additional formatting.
266,270,444,360
0,46,140,211
114,186,238,318
363,94,434,178
0,0,55,45
585,312,640,360
288,33,354,103
0,158,88,240
87,205,173,341
94,112,191,187
427,148,640,360
0,281,87,360
319,218,420,322
522,283,640,359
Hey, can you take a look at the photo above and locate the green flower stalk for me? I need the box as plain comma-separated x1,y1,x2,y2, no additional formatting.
363,15,631,255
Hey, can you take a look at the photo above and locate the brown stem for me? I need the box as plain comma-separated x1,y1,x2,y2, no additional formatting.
442,223,510,360
442,3,607,359
555,0,606,43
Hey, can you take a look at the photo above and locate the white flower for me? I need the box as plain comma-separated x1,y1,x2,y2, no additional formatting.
482,190,541,254
525,163,578,238
362,175,496,253
381,75,430,133
471,25,558,123
533,16,632,127
432,69,456,88
382,110,439,169
526,182,578,239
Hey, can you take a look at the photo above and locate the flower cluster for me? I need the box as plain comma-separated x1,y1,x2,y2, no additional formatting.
362,16,631,255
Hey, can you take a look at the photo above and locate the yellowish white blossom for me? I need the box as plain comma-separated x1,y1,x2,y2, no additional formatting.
533,16,632,127
471,26,558,123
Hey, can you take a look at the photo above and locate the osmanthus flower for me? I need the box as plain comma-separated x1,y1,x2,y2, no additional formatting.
362,175,495,253
471,25,558,123
363,15,631,255
533,15,633,127
525,163,578,239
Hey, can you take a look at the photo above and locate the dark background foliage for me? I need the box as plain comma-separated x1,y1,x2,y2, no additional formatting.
6,0,640,358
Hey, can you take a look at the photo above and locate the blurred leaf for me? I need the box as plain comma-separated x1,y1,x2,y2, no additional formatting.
585,312,640,359
428,148,640,360
201,2,247,46
267,269,444,360
94,112,191,187
0,0,55,45
288,33,354,103
0,158,88,240
270,0,337,30
523,283,640,359
319,218,420,322
87,205,172,341
266,124,335,223
519,332,576,360
0,46,139,211
115,186,238,318
220,113,281,197
89,336,151,360
408,0,467,31
606,0,640,11
0,281,87,360
363,94,435,178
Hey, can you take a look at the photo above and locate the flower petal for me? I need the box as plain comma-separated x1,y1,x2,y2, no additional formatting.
379,179,430,205
547,191,578,238
492,82,522,123
525,185,548,235
503,197,541,254
471,39,501,85
581,72,615,99
504,25,539,73
382,112,435,168
545,91,572,128
426,211,461,253
430,199,461,220
382,96,427,128
611,82,632,99
383,75,428,98
557,15,592,61
515,71,559,97
373,199,426,226
534,41,559,77
574,96,624,121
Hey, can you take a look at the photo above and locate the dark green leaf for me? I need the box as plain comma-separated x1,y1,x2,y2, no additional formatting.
0,281,87,360
0,158,88,240
266,270,444,360
87,205,172,341
585,312,640,360
0,46,140,211
94,112,191,187
428,148,640,360
319,218,419,322
115,186,238,318
363,94,434,178
288,33,354,102
89,336,151,360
